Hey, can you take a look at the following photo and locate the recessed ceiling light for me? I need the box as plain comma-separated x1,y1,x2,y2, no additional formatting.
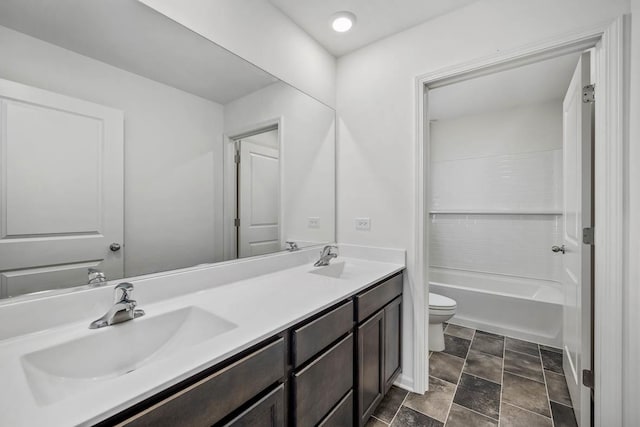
331,11,356,33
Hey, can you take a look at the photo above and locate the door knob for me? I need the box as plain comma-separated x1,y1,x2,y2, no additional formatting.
551,245,565,254
109,243,121,252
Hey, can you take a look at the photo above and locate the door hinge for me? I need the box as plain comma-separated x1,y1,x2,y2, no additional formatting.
582,84,595,103
234,218,240,227
583,227,595,245
582,369,594,389
234,152,240,164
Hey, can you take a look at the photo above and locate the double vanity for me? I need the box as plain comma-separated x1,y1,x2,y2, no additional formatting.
0,245,405,426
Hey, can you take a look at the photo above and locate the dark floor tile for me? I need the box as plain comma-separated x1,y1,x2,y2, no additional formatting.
429,351,464,384
391,407,444,427
539,344,562,354
475,330,504,339
470,332,504,358
504,349,544,383
502,372,550,417
404,377,455,423
366,417,389,427
540,349,563,374
442,335,471,359
444,324,475,340
452,373,501,420
500,402,553,427
445,403,497,427
551,401,578,427
545,370,572,407
505,337,540,356
463,349,502,384
374,386,409,423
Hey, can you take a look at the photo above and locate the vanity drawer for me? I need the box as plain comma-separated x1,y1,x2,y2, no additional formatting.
293,333,354,427
318,390,354,427
118,338,285,427
222,384,285,427
356,272,403,322
292,300,354,367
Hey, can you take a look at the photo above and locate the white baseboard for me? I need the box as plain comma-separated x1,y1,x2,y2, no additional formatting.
394,373,416,393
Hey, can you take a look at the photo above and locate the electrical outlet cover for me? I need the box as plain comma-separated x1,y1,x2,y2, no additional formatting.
308,217,320,228
355,217,371,231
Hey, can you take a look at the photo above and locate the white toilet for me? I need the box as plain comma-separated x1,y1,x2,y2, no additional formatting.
428,292,457,352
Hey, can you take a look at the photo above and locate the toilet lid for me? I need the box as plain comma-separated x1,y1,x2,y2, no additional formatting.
429,293,456,309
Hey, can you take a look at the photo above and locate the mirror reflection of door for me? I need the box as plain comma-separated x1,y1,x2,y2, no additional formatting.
234,128,280,258
0,79,124,298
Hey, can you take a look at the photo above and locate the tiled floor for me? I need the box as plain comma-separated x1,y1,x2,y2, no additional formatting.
366,324,578,427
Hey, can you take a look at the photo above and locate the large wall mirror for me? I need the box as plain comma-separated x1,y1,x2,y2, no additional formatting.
0,0,335,300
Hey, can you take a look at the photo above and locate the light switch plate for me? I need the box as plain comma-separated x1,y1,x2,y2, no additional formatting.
355,217,371,231
308,217,320,229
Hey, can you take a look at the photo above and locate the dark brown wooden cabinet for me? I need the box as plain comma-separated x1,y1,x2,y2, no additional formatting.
293,333,354,427
223,384,285,427
357,310,385,425
114,338,285,427
355,272,404,426
100,270,404,427
384,296,402,393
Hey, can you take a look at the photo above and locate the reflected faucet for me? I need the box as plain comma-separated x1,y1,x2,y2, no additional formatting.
89,282,145,329
88,268,107,287
314,245,338,267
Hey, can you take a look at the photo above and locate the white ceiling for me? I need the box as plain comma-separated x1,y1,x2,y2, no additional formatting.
429,52,582,120
0,0,278,104
269,0,479,56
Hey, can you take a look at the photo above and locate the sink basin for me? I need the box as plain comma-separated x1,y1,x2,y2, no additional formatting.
309,261,352,279
21,306,236,406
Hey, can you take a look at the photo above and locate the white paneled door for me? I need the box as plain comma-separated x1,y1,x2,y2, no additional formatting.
238,138,280,258
0,79,124,298
561,51,593,427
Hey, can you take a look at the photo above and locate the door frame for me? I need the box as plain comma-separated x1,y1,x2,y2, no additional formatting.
222,117,284,261
414,17,628,425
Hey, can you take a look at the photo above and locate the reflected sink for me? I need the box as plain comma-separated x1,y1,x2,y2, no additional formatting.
21,306,236,406
309,261,353,279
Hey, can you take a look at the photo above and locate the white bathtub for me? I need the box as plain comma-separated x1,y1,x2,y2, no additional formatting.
429,268,563,347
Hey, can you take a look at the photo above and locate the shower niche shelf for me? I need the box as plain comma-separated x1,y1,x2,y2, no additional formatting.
429,210,563,215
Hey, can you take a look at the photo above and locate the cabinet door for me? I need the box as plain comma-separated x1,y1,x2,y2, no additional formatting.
223,384,284,427
357,310,384,426
384,297,402,392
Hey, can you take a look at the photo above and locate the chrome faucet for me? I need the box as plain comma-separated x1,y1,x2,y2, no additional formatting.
314,245,338,267
89,282,145,329
286,241,299,252
87,268,107,287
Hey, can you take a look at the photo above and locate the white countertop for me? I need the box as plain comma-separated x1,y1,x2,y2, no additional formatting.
0,247,404,426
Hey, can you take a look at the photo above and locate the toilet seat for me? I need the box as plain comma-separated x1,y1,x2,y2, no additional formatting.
429,293,456,310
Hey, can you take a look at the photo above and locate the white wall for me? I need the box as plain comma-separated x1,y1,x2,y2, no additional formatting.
0,25,224,278
429,101,563,285
138,0,337,108
336,0,629,392
224,82,336,246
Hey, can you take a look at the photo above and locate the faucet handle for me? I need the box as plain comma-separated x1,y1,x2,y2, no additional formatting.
320,245,338,257
286,241,299,251
88,268,107,286
114,282,134,303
